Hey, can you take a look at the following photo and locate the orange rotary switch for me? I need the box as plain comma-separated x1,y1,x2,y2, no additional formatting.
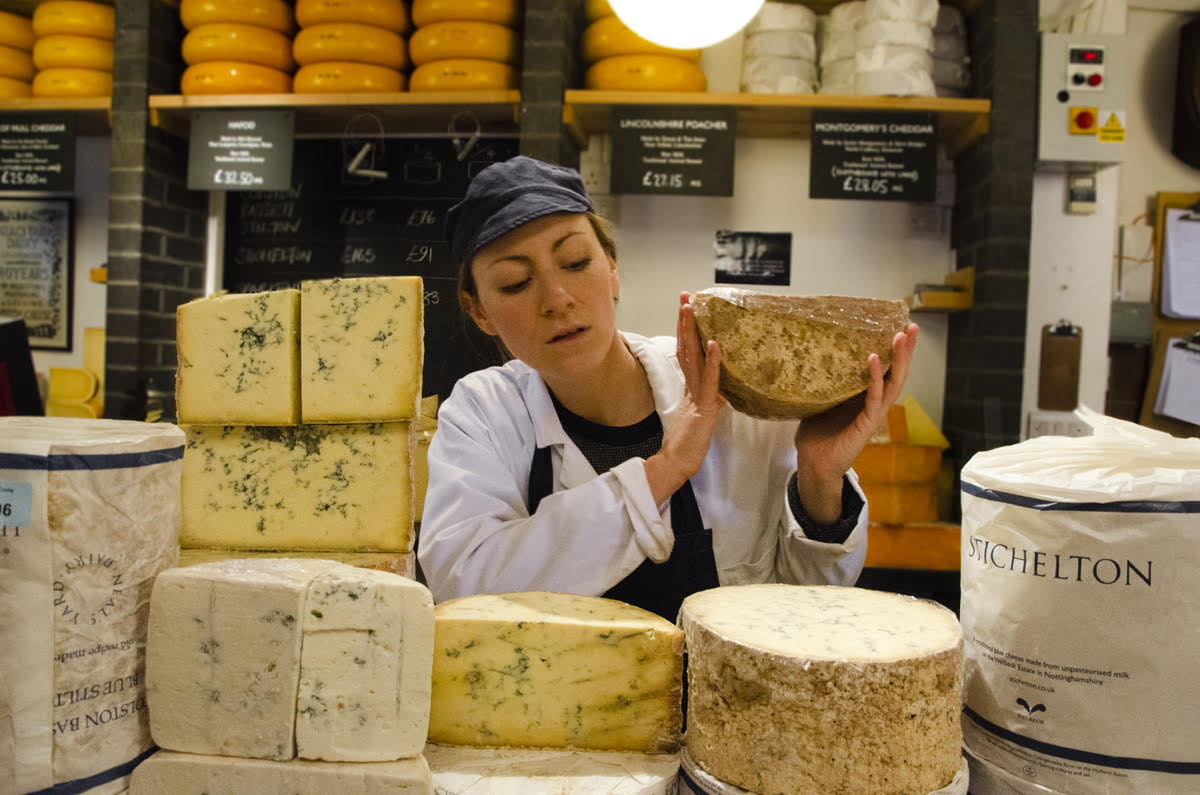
1069,106,1097,135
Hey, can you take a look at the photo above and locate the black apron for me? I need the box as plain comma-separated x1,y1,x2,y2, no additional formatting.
527,445,720,622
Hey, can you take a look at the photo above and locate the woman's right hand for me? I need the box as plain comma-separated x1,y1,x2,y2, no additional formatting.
643,292,726,503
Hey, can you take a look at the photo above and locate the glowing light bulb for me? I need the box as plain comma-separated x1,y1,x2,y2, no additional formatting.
609,0,766,50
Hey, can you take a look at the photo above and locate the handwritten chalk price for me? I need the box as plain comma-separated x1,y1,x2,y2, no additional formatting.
842,176,890,195
213,169,264,187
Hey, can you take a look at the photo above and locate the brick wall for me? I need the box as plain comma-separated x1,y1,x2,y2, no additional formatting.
944,0,1039,484
519,0,583,166
105,0,206,420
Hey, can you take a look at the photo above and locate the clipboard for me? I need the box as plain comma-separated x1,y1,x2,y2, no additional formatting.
1138,191,1200,437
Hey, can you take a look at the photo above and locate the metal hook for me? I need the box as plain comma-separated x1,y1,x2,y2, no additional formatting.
448,111,482,162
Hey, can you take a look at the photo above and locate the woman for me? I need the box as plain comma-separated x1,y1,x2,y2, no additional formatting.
417,156,919,619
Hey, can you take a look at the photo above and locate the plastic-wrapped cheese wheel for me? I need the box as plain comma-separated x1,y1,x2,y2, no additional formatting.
0,74,32,97
295,0,409,34
0,9,35,51
585,54,707,92
181,60,292,94
581,15,700,65
293,23,407,69
31,34,113,72
409,20,517,66
411,0,518,28
180,0,293,34
0,42,34,80
409,58,515,91
182,23,295,72
293,61,405,92
31,0,114,40
32,66,111,97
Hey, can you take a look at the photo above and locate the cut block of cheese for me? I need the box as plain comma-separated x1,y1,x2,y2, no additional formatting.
429,592,684,753
181,60,292,94
0,42,34,80
130,750,432,794
300,276,423,422
47,367,97,402
146,558,341,760
31,66,110,97
175,289,300,425
409,20,518,66
180,0,294,34
295,0,410,34
295,567,435,761
182,23,296,72
412,0,519,28
294,61,405,92
180,422,415,552
293,22,408,69
0,74,31,97
581,16,699,65
31,1,114,40
0,9,35,51
31,34,112,71
179,548,417,580
585,55,706,92
679,584,963,795
691,287,910,419
425,743,681,794
409,57,514,91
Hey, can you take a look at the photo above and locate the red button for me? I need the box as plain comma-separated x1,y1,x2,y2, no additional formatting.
1088,73,1102,86
1075,110,1095,129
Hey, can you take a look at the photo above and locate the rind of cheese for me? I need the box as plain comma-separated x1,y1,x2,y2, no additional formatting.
182,23,296,72
430,592,684,753
181,422,415,552
425,743,681,794
292,22,408,69
31,34,113,71
409,58,515,91
296,568,435,761
31,66,110,97
0,9,35,51
409,20,519,66
0,42,34,80
176,290,301,425
31,0,114,39
580,15,700,65
179,548,417,579
411,0,519,28
0,75,31,97
129,749,432,793
179,0,294,34
679,584,963,795
180,60,292,94
145,558,342,761
295,0,410,34
293,61,405,93
300,276,423,423
584,55,707,92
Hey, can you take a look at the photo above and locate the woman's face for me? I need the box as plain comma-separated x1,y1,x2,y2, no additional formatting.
464,212,620,384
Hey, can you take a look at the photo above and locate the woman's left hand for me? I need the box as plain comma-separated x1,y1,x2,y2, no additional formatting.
793,322,920,524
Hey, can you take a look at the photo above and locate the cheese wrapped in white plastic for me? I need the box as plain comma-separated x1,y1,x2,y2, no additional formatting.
742,29,816,61
827,0,865,31
863,0,939,26
746,1,816,34
856,44,933,73
821,56,857,87
856,68,936,96
857,19,935,50
740,55,817,94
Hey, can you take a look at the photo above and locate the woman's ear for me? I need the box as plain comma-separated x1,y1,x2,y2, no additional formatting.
461,292,497,336
609,256,620,302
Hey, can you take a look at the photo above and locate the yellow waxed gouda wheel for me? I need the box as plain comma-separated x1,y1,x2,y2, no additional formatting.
409,20,517,66
582,15,701,65
0,75,32,98
293,23,407,69
0,10,35,51
32,34,113,72
293,61,405,93
0,43,34,80
181,61,292,95
182,23,295,72
179,0,294,35
585,0,612,22
409,58,514,91
32,67,111,97
411,0,518,28
31,1,114,40
48,368,98,402
585,54,707,91
295,0,409,34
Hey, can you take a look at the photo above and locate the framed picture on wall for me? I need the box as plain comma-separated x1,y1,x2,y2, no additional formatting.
0,198,74,351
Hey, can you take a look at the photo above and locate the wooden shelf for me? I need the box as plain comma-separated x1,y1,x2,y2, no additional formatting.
563,91,991,157
147,91,522,139
0,97,111,135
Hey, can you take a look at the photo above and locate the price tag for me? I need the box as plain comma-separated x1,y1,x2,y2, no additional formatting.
809,110,938,202
611,106,736,196
0,480,33,529
0,113,76,193
188,110,294,191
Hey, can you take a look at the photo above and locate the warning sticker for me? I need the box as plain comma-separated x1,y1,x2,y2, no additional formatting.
1098,110,1125,143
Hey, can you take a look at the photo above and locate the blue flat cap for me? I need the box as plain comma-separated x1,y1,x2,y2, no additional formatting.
446,156,594,266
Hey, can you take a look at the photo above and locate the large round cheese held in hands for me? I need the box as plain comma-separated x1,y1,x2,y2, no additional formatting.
691,287,910,419
679,584,963,795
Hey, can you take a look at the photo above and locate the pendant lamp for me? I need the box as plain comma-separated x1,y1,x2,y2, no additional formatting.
608,0,766,50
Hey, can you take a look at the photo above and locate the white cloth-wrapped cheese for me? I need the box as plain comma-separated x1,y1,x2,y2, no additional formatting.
745,1,816,34
857,67,936,96
827,0,865,31
741,29,816,61
856,44,933,73
933,56,970,90
820,56,857,87
819,31,857,65
857,18,935,50
863,0,940,26
0,418,184,795
740,55,817,93
425,744,680,794
933,30,968,61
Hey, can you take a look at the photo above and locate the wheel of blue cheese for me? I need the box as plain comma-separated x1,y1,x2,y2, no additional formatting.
679,584,963,795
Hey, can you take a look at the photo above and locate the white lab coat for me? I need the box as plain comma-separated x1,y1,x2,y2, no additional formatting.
418,332,868,603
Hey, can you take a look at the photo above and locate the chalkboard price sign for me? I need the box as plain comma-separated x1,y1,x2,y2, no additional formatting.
809,110,938,202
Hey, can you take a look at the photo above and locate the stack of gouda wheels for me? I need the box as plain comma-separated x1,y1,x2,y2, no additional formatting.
0,9,34,98
581,2,705,92
293,0,409,93
180,0,295,95
29,1,114,98
408,0,518,92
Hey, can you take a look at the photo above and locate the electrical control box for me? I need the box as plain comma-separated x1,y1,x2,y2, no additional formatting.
1037,33,1127,169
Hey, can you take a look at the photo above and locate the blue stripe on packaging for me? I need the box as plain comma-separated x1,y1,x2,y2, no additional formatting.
0,446,184,472
961,480,1200,514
